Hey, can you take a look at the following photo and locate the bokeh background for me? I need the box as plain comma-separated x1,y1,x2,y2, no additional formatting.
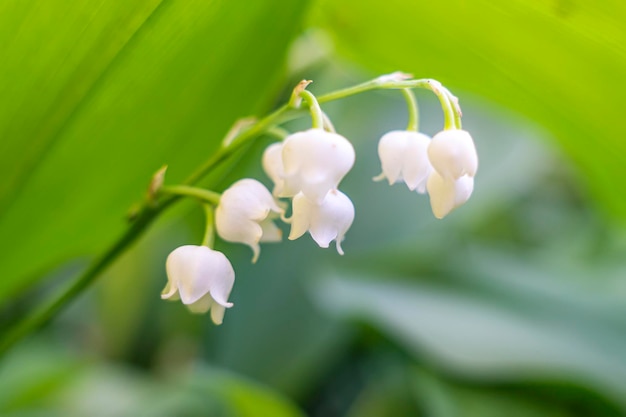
1,1,626,416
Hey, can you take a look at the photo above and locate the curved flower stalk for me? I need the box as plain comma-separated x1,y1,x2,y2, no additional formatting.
162,245,234,325
288,189,355,255
374,130,433,193
279,129,355,204
215,179,283,263
426,171,474,219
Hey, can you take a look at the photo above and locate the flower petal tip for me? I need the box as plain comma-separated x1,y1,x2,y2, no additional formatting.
372,173,385,182
336,241,345,256
251,241,262,263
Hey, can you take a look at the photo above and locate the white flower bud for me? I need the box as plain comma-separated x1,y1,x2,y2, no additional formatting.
288,189,355,255
374,130,433,193
162,245,234,325
215,179,283,263
280,129,355,204
427,129,478,180
262,142,285,196
426,171,474,219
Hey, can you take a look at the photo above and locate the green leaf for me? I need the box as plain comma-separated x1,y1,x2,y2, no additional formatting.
0,340,305,417
0,341,81,413
0,0,309,302
315,0,626,218
187,368,306,417
411,369,574,417
312,270,626,409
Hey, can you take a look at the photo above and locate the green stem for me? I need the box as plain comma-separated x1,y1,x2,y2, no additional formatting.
315,77,431,102
299,90,323,129
160,185,221,205
430,81,456,130
183,103,293,186
288,75,457,131
316,77,456,130
401,89,419,132
440,86,462,129
315,78,385,102
201,204,215,248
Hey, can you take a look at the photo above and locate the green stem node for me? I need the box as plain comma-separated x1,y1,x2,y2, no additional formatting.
299,90,324,129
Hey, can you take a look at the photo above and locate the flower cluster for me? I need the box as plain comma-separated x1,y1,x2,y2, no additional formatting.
160,178,283,324
375,129,477,218
158,75,478,325
264,128,356,254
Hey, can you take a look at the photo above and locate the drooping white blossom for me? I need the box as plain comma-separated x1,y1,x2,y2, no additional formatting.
374,130,433,193
427,129,478,180
288,189,355,255
426,171,474,219
162,245,234,325
216,179,283,263
279,129,355,204
262,142,285,196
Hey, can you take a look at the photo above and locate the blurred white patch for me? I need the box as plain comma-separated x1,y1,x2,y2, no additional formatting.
287,29,334,75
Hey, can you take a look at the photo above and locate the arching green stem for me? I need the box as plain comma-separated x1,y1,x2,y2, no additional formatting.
160,185,221,205
316,76,459,130
185,103,295,186
202,204,215,248
401,88,419,132
440,85,462,129
314,75,429,102
299,89,324,129
426,81,455,130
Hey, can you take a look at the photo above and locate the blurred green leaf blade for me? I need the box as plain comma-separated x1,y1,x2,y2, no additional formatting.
0,0,309,301
0,0,162,209
313,272,626,409
0,341,305,417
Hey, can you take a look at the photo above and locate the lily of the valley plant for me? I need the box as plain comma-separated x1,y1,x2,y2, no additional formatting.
151,73,478,325
0,72,479,347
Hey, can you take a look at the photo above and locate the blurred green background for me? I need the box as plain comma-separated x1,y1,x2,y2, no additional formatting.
1,0,626,416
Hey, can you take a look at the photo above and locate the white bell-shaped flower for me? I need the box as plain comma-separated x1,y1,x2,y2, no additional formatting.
216,179,283,263
162,245,234,325
280,129,355,204
288,189,355,255
427,129,478,180
426,171,474,219
262,142,285,196
374,130,433,193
